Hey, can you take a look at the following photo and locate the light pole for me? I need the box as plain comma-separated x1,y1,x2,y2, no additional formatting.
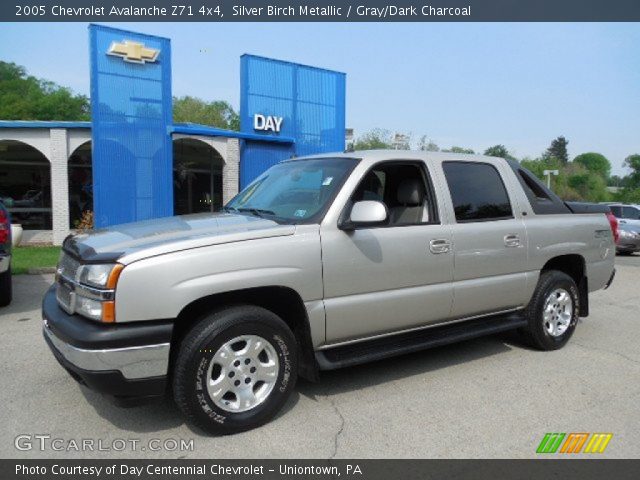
543,169,559,189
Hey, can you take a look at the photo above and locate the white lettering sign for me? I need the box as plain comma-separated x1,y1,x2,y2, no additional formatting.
253,114,283,133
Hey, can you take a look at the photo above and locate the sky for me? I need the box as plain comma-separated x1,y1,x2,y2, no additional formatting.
0,22,638,175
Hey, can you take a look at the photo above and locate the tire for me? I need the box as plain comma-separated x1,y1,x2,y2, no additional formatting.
172,305,298,435
521,270,579,351
0,266,12,307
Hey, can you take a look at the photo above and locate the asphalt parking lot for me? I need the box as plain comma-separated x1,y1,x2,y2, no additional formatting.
1,256,639,459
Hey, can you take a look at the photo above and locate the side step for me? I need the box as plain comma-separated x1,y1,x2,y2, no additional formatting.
315,312,528,370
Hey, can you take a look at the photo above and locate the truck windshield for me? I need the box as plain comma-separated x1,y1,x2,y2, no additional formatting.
225,158,356,224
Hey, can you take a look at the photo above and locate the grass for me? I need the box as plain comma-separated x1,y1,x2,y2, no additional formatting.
11,246,61,275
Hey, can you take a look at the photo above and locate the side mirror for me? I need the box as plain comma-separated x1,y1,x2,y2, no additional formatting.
341,200,388,230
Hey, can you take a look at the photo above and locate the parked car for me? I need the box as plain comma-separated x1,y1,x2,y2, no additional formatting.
0,200,12,306
616,222,640,255
607,203,640,229
42,151,616,434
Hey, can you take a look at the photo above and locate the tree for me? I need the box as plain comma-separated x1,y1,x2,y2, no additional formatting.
623,154,640,188
0,61,89,120
444,146,475,154
484,144,515,160
418,135,439,152
573,152,611,179
352,129,393,150
565,166,609,202
173,96,240,130
544,136,569,164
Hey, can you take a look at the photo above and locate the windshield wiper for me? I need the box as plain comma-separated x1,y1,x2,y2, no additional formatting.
238,207,277,218
221,206,238,213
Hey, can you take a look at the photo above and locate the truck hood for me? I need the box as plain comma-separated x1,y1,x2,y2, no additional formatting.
63,213,295,264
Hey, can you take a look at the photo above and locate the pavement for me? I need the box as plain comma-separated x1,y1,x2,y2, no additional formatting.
1,255,638,459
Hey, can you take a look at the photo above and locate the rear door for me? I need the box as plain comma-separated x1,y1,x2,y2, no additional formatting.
441,160,529,318
620,206,640,228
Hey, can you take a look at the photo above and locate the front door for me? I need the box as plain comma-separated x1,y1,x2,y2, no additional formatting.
321,162,454,344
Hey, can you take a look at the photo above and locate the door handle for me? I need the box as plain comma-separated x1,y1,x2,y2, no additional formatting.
429,239,451,254
504,234,521,248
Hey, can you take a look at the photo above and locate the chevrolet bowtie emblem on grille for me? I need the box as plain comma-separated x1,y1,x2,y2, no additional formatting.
107,40,159,64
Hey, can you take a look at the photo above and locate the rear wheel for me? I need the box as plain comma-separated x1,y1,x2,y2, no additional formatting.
0,266,12,307
172,305,297,434
522,270,579,350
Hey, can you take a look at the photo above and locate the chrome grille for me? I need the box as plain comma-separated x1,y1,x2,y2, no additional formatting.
56,281,74,314
57,252,80,281
56,252,81,314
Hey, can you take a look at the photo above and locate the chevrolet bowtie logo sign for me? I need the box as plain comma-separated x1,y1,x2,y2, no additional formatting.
107,40,159,64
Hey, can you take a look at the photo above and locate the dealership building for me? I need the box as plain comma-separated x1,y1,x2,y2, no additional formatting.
0,25,346,245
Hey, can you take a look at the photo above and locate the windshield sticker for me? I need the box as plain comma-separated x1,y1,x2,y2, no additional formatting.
294,209,307,217
322,177,334,186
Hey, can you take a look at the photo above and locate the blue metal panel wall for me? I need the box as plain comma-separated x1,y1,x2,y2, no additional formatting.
240,141,294,190
89,25,173,227
239,55,346,188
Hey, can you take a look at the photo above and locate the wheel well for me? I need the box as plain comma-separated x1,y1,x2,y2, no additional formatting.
541,254,588,317
169,287,319,381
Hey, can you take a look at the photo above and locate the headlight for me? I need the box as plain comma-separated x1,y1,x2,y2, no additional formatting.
79,264,123,289
55,253,125,323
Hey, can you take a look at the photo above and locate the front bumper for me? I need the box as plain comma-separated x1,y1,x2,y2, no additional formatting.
42,286,173,398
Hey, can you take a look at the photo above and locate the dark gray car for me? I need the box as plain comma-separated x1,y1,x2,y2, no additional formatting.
617,222,640,255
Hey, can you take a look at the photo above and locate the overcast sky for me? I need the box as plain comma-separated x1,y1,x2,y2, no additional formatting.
0,22,638,175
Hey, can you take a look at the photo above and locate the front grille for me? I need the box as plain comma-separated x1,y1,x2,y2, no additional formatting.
56,252,81,314
57,252,81,281
55,281,74,314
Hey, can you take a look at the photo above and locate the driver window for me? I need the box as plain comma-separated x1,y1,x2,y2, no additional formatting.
351,163,436,226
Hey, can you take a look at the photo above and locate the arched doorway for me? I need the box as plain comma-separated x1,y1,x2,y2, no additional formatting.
68,141,93,228
0,140,52,230
173,138,224,215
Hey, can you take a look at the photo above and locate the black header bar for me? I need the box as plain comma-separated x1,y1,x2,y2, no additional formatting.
3,0,640,22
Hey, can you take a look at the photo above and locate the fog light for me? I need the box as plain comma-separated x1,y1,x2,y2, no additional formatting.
75,296,102,321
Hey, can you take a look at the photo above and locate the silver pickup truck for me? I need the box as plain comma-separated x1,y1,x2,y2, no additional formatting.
43,151,616,434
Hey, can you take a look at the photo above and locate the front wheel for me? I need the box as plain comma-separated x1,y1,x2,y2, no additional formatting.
522,270,579,350
172,305,298,434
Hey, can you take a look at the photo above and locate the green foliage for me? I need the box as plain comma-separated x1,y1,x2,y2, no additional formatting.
544,136,569,164
573,152,611,179
623,154,640,188
444,146,475,154
173,96,240,130
418,135,439,152
0,61,89,120
352,129,393,150
484,144,516,161
519,156,610,202
565,166,609,202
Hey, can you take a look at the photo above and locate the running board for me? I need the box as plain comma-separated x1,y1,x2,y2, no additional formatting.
315,313,528,370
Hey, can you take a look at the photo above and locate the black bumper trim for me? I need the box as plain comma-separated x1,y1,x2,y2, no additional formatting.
42,286,174,349
604,268,616,290
44,331,167,398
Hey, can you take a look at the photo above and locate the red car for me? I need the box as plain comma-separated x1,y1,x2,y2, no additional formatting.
0,200,12,306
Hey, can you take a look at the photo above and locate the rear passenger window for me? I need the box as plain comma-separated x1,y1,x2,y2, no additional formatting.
622,207,640,220
443,161,513,222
